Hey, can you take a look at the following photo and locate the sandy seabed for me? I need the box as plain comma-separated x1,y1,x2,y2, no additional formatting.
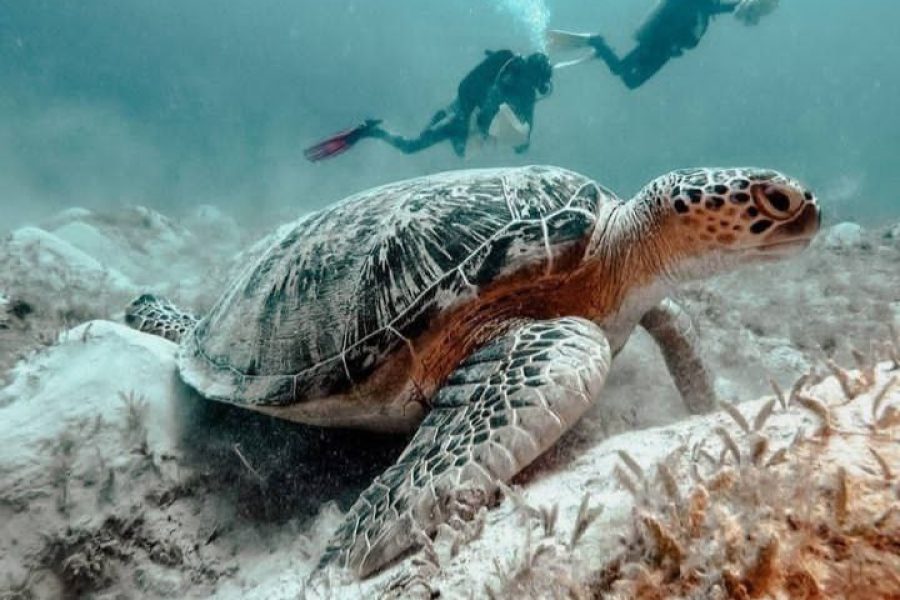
0,205,897,599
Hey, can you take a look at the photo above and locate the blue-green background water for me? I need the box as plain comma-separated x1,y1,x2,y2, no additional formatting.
3,1,899,228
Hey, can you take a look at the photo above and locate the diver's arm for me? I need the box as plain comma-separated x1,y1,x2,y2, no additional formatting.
712,0,742,13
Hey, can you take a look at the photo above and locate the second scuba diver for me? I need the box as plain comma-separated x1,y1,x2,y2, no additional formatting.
548,0,780,90
304,50,553,162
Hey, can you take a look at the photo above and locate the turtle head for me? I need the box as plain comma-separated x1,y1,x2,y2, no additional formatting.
628,167,821,281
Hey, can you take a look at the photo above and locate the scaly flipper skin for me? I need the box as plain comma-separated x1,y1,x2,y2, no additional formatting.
124,294,198,344
640,298,717,414
318,317,612,577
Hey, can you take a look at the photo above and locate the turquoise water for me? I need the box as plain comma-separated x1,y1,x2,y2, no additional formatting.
2,5,900,597
3,1,899,227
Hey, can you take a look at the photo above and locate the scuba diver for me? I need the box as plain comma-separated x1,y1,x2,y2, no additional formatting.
548,0,780,90
304,50,554,161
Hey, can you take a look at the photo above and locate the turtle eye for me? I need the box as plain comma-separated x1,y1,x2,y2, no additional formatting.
751,184,802,220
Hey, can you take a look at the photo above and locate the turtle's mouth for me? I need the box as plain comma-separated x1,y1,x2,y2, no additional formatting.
746,238,813,262
753,237,814,253
746,201,821,255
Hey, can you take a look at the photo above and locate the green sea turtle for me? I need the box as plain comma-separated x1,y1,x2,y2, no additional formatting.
125,165,820,577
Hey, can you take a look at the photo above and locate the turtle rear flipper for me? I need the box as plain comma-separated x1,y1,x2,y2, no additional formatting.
318,317,612,577
125,294,197,343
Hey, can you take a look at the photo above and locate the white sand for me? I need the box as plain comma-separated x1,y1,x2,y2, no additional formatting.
0,320,895,598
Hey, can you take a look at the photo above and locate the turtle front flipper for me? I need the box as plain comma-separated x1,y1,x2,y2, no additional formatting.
124,294,198,343
640,298,717,414
318,317,612,577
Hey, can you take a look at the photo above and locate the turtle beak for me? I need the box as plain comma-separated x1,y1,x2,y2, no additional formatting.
756,200,821,257
775,201,820,242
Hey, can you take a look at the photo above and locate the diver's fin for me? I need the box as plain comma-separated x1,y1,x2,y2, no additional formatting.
546,29,596,52
552,52,597,71
303,120,381,162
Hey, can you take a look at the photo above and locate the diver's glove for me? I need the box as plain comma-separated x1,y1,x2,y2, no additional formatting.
734,0,780,26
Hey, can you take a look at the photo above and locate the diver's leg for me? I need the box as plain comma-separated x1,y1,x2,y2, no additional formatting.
640,298,717,414
371,119,458,155
617,46,670,90
450,133,467,157
427,107,450,127
588,36,626,75
476,87,502,137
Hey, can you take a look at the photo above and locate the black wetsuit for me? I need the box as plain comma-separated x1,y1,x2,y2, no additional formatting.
372,50,550,156
591,0,740,89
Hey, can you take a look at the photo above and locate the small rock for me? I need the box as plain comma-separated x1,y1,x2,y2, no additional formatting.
822,222,869,251
883,223,900,241
133,564,184,596
714,377,742,404
149,540,184,567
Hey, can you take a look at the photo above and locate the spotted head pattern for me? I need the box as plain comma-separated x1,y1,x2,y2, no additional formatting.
628,167,821,279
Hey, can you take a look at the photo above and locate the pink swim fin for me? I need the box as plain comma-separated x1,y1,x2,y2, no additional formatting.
304,120,380,162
